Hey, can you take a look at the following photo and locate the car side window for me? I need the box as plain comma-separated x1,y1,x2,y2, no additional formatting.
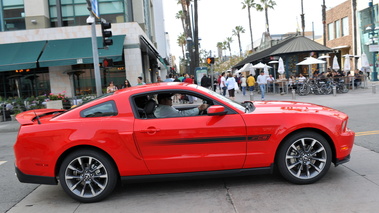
80,101,118,117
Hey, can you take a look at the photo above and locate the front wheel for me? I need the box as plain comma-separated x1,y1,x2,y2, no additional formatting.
59,149,118,203
276,131,332,184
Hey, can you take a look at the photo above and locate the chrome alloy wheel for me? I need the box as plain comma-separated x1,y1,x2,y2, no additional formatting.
64,156,109,198
285,137,327,180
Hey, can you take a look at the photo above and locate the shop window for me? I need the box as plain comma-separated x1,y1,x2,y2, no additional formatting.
328,23,335,41
342,17,349,36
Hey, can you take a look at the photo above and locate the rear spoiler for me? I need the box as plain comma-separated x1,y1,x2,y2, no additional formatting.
16,109,66,125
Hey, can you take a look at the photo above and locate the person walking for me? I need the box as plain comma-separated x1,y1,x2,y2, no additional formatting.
106,81,118,93
257,71,267,100
220,72,227,96
226,73,236,100
240,75,247,96
247,74,256,93
137,76,146,85
200,74,211,89
121,79,132,88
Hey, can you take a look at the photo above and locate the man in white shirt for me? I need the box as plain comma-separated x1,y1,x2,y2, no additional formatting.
298,73,306,84
257,71,267,100
154,93,208,118
220,72,227,96
266,74,275,93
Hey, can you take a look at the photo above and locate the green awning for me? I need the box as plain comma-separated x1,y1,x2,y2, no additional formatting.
39,35,125,67
0,40,47,72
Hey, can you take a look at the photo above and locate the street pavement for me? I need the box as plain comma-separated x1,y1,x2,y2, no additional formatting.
3,84,379,212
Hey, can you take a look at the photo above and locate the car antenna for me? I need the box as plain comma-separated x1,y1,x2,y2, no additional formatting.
33,110,41,124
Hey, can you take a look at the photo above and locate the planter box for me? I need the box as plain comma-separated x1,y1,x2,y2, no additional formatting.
46,100,63,109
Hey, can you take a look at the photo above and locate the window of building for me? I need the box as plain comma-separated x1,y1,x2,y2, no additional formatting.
2,0,25,31
49,0,126,27
342,17,349,36
335,20,341,38
328,22,334,41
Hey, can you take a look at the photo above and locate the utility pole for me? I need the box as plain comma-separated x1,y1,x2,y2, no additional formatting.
322,0,326,46
194,0,199,70
301,0,305,36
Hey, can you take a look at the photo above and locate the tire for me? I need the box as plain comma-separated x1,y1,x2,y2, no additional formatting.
276,131,332,184
59,149,118,203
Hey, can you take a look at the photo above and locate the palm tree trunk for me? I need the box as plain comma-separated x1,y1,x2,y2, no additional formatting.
265,7,270,34
238,34,242,57
248,7,254,52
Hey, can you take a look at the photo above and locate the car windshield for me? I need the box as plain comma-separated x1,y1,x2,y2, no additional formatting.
189,84,248,112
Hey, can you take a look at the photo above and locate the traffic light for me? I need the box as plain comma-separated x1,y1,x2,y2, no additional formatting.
207,57,215,64
101,21,113,47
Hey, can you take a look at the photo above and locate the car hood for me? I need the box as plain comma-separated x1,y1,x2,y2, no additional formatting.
251,101,347,119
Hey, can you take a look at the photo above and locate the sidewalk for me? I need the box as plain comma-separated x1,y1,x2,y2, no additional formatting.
1,84,377,133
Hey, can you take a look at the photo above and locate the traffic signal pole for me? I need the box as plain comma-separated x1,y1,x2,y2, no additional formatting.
90,13,103,97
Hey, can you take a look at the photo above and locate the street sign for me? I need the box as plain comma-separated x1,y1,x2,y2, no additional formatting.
91,0,100,19
369,44,379,52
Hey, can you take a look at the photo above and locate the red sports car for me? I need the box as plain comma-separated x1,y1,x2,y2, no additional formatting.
14,83,354,202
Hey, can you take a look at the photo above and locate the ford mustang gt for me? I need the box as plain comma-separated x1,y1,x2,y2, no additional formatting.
14,82,354,202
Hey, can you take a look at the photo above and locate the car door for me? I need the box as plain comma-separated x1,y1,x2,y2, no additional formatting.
133,107,247,174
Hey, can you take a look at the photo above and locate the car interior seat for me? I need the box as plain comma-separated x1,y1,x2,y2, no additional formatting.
143,99,157,118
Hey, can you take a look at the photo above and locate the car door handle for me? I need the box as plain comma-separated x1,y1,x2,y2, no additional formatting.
140,128,161,133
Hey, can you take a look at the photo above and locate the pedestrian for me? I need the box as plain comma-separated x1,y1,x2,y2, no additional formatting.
137,76,146,85
200,73,211,88
266,74,275,92
178,74,185,82
183,74,194,103
173,75,181,82
257,71,267,100
164,74,174,82
121,79,131,88
247,74,256,93
157,76,163,82
106,81,118,93
220,72,227,96
240,75,247,96
226,73,236,100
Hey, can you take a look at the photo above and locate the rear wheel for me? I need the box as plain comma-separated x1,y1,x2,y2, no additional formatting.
59,149,118,203
277,131,332,184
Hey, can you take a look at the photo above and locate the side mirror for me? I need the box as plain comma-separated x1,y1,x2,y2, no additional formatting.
207,105,227,116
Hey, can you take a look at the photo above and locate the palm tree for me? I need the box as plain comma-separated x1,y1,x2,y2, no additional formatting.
232,26,245,57
242,0,257,52
226,37,233,57
177,33,186,59
175,11,186,35
256,0,276,35
216,42,223,60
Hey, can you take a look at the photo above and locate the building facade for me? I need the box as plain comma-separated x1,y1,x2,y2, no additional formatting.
0,0,170,99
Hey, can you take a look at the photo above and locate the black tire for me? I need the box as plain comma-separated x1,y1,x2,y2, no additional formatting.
277,131,332,184
59,149,118,203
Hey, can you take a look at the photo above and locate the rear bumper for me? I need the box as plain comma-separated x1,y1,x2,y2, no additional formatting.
15,166,57,185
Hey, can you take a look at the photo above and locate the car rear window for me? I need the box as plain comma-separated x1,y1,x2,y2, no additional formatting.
80,101,118,117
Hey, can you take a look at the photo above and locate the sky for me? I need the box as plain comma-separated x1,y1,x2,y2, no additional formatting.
162,0,347,63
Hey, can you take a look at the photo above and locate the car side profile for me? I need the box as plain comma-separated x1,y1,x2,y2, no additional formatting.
14,83,355,202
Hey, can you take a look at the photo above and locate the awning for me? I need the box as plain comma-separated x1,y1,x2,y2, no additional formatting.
39,35,125,67
0,40,47,72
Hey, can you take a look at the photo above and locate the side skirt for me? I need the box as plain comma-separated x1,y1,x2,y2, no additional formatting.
121,165,274,183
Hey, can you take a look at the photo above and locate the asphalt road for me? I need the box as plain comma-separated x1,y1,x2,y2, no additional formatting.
2,87,379,212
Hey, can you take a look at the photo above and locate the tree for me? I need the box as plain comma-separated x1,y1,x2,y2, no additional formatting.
175,11,186,35
242,0,257,52
225,37,233,58
216,42,223,60
177,33,186,59
232,26,245,57
256,0,276,35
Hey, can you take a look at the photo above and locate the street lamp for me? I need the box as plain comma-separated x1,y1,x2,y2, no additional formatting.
368,0,379,81
186,37,193,75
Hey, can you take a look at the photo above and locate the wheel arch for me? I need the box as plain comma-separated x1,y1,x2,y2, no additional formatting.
275,127,337,165
54,145,120,180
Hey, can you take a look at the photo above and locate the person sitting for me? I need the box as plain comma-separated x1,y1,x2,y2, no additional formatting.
154,93,208,118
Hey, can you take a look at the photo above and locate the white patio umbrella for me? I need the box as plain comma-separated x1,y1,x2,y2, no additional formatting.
343,55,351,73
278,57,285,74
263,65,269,75
252,62,272,69
296,57,327,65
361,53,370,69
332,56,340,71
